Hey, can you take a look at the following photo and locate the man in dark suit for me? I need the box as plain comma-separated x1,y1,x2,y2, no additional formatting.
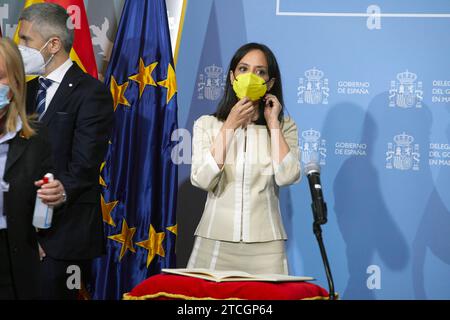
18,3,114,299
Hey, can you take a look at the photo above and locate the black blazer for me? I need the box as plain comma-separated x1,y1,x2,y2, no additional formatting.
4,124,53,299
26,63,114,260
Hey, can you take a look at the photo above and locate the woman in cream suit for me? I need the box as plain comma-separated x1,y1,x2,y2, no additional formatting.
188,43,301,275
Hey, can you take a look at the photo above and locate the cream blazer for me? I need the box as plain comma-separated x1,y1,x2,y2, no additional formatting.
191,115,301,242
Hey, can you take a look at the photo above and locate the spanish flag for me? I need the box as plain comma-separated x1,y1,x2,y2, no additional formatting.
14,0,98,79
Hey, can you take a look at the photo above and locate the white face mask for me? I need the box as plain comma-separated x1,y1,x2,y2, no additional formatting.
18,39,54,75
0,83,11,110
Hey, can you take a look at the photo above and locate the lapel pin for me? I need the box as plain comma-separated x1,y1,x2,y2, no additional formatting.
69,83,73,87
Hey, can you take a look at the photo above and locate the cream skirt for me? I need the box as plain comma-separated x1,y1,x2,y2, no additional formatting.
187,236,289,275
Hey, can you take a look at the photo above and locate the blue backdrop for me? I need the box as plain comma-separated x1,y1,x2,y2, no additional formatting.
175,0,450,299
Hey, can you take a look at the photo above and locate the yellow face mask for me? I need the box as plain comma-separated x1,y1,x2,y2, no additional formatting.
232,72,268,101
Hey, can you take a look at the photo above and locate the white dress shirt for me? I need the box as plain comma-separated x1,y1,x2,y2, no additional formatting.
39,58,73,116
0,117,23,229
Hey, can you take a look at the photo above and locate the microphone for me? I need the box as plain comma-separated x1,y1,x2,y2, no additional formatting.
305,162,327,225
304,162,335,300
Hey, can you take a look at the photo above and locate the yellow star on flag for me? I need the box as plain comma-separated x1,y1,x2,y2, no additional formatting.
108,219,136,261
129,59,158,98
99,161,107,187
101,194,118,227
110,76,130,111
136,225,165,268
157,63,177,104
166,224,178,236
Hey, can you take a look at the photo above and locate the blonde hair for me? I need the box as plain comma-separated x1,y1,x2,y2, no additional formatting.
0,37,35,138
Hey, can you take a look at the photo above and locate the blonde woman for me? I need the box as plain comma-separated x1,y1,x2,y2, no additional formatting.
0,38,64,299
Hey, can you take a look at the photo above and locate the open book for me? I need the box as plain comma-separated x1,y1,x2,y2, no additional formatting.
161,268,314,283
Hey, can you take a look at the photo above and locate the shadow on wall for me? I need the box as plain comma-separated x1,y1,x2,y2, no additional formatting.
330,97,410,299
412,104,450,299
176,169,207,267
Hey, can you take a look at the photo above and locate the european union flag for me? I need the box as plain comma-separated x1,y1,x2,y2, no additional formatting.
90,0,178,300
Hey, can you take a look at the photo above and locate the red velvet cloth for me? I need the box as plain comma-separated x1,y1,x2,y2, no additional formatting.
124,274,329,300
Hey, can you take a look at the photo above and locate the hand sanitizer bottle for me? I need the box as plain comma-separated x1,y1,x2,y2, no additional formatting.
32,173,54,229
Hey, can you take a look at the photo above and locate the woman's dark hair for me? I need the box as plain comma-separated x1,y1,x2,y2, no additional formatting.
213,43,284,126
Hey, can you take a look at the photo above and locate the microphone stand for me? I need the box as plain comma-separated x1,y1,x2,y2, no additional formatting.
311,202,336,300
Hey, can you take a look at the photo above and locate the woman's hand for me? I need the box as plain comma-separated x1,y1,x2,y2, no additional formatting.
263,94,282,129
34,178,66,207
224,97,255,130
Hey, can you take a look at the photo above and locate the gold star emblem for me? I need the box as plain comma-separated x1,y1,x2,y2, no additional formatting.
136,225,165,268
110,76,130,111
99,161,107,187
101,194,118,227
129,59,158,98
108,219,136,261
166,224,178,236
157,63,177,104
